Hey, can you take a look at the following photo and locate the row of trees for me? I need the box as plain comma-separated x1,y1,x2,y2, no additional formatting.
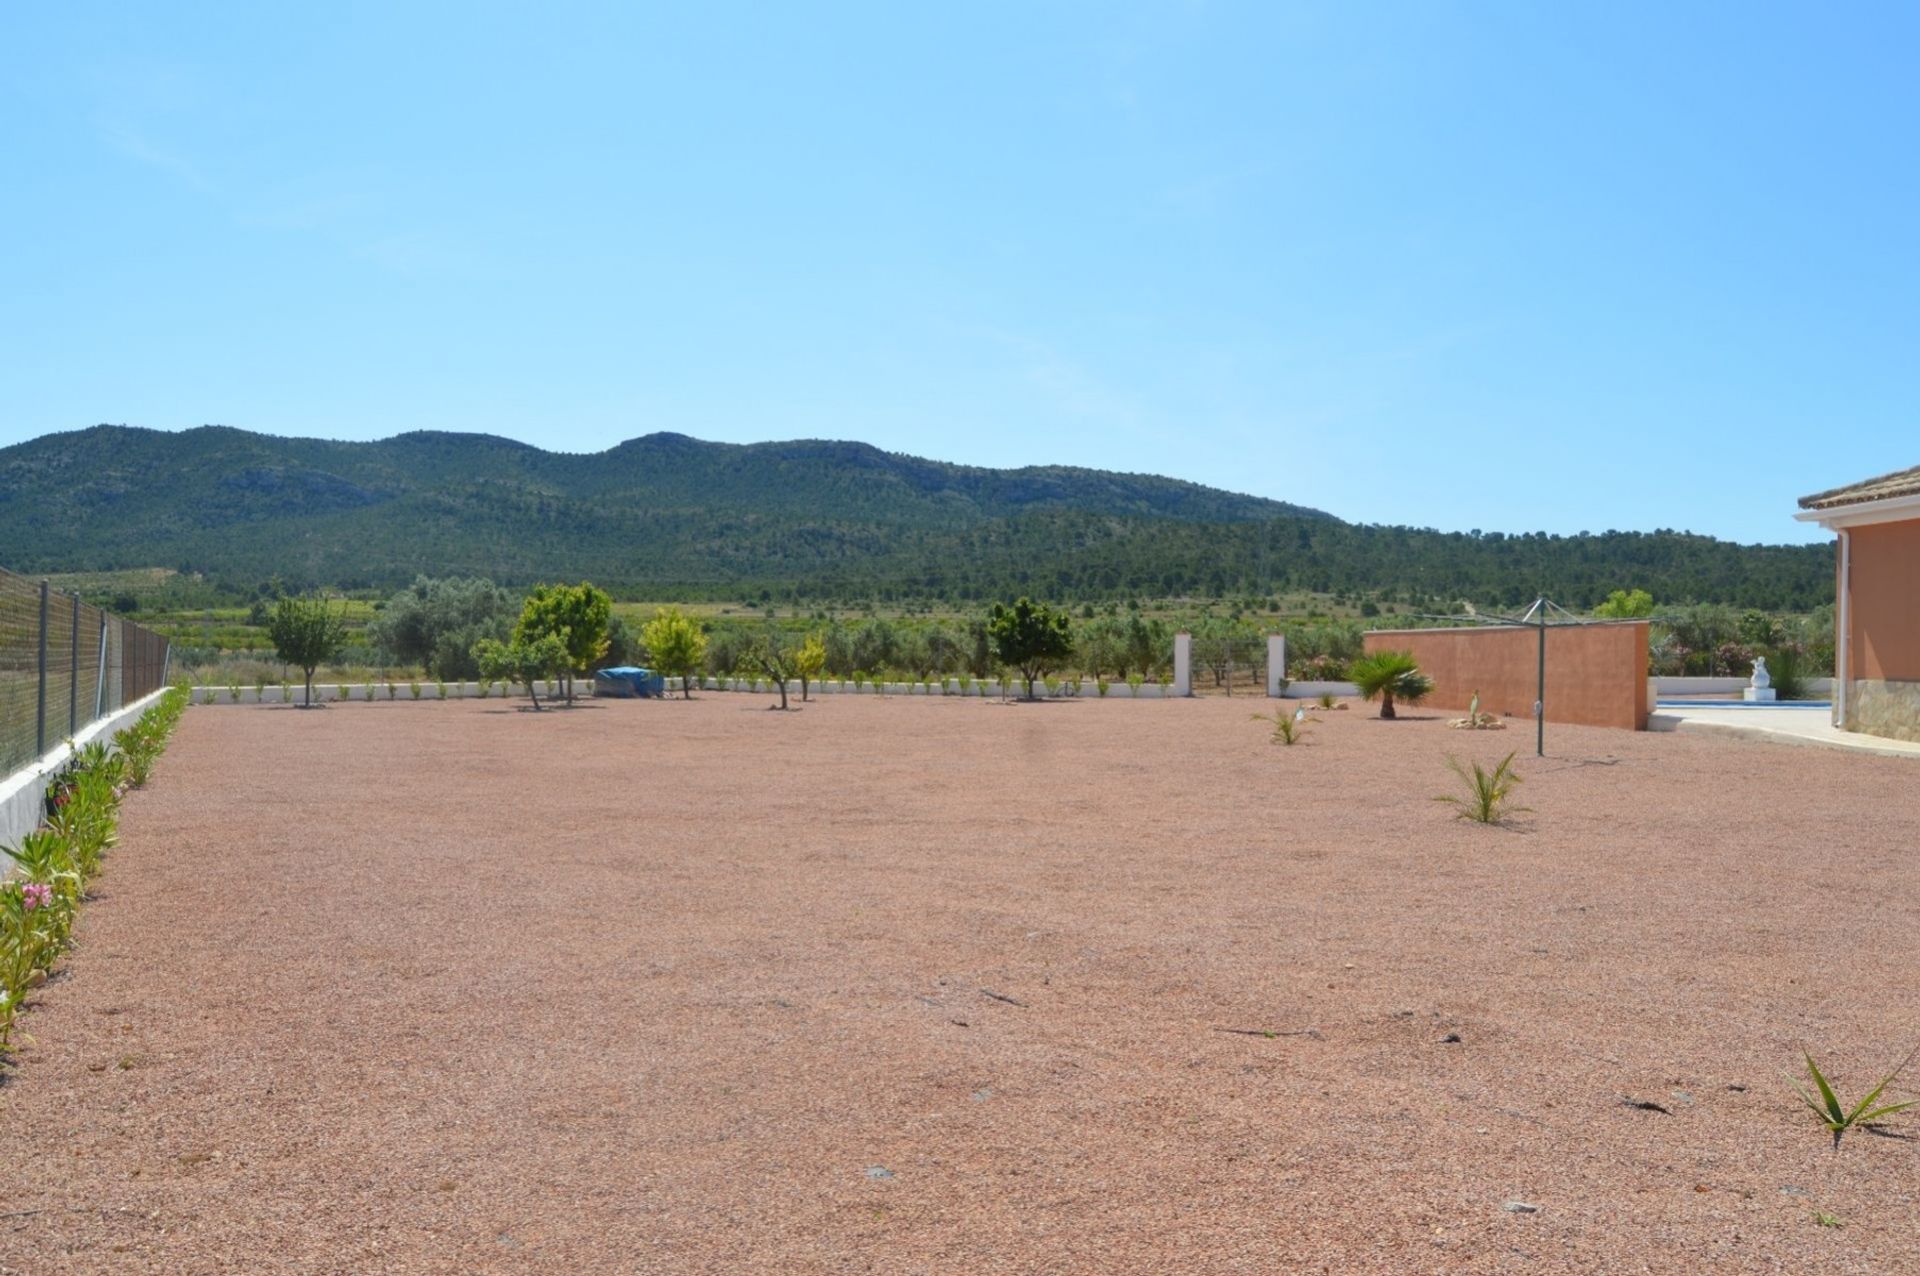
268,585,1092,708
270,581,618,710
273,576,1832,708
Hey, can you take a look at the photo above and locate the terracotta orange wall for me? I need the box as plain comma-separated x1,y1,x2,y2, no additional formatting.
1361,623,1650,730
1848,520,1920,681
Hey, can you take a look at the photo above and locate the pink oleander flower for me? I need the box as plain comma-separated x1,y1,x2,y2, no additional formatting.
20,883,53,911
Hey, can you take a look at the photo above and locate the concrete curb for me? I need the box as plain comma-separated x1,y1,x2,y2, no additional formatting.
1649,712,1920,760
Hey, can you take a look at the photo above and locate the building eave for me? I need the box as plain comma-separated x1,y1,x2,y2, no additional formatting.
1795,491,1920,530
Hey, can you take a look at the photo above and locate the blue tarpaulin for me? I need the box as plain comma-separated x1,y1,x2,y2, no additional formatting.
594,666,666,698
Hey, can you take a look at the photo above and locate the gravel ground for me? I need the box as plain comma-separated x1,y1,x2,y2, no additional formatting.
2,693,1917,1274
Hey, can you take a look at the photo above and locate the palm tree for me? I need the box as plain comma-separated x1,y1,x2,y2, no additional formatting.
1347,649,1433,719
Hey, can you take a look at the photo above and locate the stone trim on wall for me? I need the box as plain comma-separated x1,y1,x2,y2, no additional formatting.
1846,679,1920,744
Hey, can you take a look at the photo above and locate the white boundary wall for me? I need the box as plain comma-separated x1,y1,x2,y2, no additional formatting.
191,677,1188,704
0,687,170,852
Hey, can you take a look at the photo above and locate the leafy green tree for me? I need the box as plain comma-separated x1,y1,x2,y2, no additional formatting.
640,607,708,699
266,595,348,708
1347,648,1433,720
473,634,570,711
791,633,828,702
987,597,1075,699
513,582,612,703
1593,588,1656,619
368,575,518,679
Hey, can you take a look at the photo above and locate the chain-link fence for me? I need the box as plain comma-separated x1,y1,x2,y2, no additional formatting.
0,566,172,778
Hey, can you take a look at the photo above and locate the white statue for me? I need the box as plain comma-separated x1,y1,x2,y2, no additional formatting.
1750,656,1771,689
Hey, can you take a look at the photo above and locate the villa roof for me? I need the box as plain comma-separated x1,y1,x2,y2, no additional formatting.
1798,464,1920,511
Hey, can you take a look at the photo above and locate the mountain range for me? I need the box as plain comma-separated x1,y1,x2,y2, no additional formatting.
0,425,1832,610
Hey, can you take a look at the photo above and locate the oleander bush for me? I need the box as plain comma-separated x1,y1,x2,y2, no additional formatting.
0,685,188,1055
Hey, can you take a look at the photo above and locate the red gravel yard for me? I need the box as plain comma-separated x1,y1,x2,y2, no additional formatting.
2,695,1916,1273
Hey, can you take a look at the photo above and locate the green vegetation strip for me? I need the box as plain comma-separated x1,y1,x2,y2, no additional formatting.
0,685,189,1057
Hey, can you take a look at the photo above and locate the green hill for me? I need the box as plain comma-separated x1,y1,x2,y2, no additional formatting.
0,424,1831,610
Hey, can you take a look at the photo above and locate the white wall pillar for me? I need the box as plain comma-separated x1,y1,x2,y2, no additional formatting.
1173,631,1192,697
1267,634,1286,697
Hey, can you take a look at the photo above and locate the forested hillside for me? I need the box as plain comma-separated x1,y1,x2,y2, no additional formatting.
0,425,1832,610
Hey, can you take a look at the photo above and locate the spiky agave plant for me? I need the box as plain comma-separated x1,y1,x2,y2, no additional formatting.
1793,1046,1919,1149
1347,649,1433,719
1435,751,1528,824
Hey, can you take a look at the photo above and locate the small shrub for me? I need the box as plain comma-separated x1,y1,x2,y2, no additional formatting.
1792,1046,1918,1149
1435,751,1528,824
1318,692,1338,709
1126,673,1145,693
386,681,398,700
1097,678,1110,697
436,681,448,699
1253,705,1316,745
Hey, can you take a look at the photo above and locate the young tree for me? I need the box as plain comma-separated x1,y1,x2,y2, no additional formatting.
267,595,348,708
743,630,796,710
512,582,612,703
987,597,1075,700
791,632,828,702
640,607,708,699
472,634,570,710
1347,649,1434,719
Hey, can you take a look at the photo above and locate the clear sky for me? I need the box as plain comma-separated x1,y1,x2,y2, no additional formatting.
5,3,1915,545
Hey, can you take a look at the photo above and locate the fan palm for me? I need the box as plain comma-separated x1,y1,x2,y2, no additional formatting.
1347,649,1433,719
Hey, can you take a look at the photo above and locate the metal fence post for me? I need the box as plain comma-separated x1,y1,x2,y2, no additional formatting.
69,593,79,736
36,581,49,757
94,613,109,720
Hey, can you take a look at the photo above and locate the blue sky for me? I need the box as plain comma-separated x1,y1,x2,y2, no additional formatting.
4,3,1915,545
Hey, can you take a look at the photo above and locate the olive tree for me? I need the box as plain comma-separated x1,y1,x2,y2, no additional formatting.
368,576,518,679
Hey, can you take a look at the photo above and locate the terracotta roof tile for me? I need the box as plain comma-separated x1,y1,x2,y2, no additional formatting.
1798,464,1920,510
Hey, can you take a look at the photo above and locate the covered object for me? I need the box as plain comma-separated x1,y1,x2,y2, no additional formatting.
594,666,666,698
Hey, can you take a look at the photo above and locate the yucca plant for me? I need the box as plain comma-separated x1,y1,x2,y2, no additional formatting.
1318,692,1338,709
1347,649,1433,719
1253,705,1316,745
1436,751,1528,824
1793,1046,1918,1149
